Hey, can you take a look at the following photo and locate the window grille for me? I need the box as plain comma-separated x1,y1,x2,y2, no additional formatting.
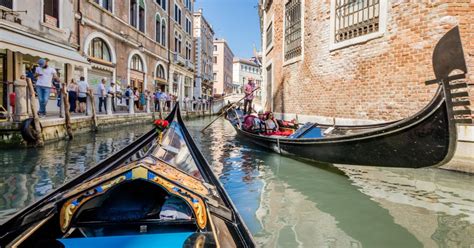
0,0,13,9
334,0,380,43
284,0,301,61
266,22,273,49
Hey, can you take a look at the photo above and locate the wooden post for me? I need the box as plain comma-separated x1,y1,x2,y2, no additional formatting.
87,89,98,131
26,78,44,146
61,83,73,139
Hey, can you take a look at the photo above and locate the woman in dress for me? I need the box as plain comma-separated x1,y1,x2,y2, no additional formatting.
264,112,279,134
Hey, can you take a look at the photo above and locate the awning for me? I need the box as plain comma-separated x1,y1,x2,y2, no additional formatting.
0,26,90,68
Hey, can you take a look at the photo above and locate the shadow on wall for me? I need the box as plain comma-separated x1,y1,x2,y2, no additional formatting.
272,74,286,113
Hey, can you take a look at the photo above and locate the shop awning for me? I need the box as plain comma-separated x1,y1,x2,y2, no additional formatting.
0,27,90,68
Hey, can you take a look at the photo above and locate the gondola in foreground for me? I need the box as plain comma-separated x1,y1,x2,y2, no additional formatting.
0,105,255,248
226,26,471,168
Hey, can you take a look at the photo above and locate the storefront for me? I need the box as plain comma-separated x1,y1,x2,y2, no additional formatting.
0,50,6,110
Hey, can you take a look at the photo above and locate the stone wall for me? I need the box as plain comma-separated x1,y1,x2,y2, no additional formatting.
264,1,473,122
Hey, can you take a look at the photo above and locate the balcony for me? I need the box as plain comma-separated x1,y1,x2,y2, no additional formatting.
172,52,186,66
185,60,194,71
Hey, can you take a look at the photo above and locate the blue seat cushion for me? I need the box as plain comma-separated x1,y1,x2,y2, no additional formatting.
58,232,195,248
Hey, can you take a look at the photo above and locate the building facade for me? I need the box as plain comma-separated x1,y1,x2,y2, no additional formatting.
169,0,195,103
259,0,473,125
79,0,170,96
213,39,234,96
233,58,262,97
0,0,89,113
193,8,214,100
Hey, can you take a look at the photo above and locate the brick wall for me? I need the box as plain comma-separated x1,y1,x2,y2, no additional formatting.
264,1,473,122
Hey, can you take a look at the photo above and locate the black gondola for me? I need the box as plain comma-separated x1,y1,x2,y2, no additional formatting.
226,27,471,168
0,105,255,248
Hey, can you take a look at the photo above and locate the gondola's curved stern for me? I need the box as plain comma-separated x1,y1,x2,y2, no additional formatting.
426,26,472,166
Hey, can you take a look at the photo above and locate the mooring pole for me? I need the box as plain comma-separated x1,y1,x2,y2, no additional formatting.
26,78,44,146
87,89,98,132
61,83,73,140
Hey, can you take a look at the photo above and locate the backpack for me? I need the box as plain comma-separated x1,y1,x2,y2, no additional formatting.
125,89,131,97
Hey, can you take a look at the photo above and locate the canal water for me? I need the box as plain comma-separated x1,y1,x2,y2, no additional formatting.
1,117,473,247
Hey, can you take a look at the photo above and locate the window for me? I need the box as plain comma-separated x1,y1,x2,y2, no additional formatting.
266,22,273,49
174,32,182,53
88,38,112,62
161,19,167,46
284,0,302,61
131,54,144,71
156,64,166,79
43,0,60,27
185,0,192,11
334,0,380,43
185,18,191,34
94,0,112,12
1,0,13,8
156,0,166,10
155,14,161,43
185,42,191,60
174,4,182,25
130,0,145,32
213,45,217,51
213,56,217,63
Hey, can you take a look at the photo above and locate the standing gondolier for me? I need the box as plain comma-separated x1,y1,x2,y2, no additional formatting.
243,78,256,114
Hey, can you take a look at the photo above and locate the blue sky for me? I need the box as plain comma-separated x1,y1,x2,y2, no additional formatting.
195,0,261,59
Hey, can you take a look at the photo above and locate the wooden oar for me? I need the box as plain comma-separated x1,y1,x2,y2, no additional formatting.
200,87,260,132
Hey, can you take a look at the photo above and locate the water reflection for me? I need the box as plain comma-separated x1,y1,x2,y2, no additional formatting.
186,117,474,248
0,125,150,222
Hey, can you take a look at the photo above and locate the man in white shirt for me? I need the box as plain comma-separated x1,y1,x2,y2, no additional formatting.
107,82,116,112
97,78,107,113
34,59,58,116
77,76,89,113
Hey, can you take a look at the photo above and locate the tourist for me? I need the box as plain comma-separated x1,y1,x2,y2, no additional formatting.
154,89,162,112
67,79,78,113
165,93,171,111
254,111,266,133
97,78,107,113
35,59,58,117
243,79,256,114
265,112,279,134
133,87,140,111
139,90,146,110
107,81,116,112
124,85,132,107
77,76,89,113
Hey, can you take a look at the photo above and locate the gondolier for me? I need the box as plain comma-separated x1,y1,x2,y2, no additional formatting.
243,79,256,114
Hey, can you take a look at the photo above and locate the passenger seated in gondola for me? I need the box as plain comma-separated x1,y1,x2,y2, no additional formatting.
264,112,293,136
242,111,266,134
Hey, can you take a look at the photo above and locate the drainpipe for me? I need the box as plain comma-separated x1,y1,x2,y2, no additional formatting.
76,0,82,52
167,3,172,94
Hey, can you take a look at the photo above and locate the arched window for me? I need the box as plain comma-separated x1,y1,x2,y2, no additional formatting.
130,0,145,32
155,14,161,43
131,54,144,71
88,38,112,62
156,0,166,10
161,19,167,46
156,64,165,79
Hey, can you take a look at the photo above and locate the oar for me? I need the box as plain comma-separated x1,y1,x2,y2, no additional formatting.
201,87,260,132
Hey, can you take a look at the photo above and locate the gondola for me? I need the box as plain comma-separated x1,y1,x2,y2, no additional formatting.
0,105,255,248
226,27,472,168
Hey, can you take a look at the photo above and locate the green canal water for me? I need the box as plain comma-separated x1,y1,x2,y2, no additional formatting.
1,117,473,247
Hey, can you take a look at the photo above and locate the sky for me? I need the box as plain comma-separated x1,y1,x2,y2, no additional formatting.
195,0,261,59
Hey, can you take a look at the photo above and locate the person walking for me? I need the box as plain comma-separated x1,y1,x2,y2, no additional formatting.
133,87,140,111
139,90,146,110
34,59,58,117
243,79,256,115
107,81,116,112
124,85,132,107
154,89,162,112
67,79,78,113
77,76,89,113
97,78,107,113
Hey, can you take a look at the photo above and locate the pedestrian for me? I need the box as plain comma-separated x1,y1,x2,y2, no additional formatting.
67,79,78,113
124,85,132,107
133,87,140,111
9,91,15,114
154,89,162,112
77,76,89,113
34,59,58,117
139,90,146,110
107,81,116,112
243,79,256,115
97,78,107,113
53,75,61,108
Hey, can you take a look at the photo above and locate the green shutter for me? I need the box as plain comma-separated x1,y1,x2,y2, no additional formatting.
139,0,145,8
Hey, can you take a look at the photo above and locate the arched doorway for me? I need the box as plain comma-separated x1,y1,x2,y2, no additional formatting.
129,54,145,93
154,63,167,92
86,37,115,94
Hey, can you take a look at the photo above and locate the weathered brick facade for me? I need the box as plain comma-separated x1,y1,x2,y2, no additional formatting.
261,1,473,122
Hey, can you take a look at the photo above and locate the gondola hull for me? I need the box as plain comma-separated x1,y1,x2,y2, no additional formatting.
227,27,471,168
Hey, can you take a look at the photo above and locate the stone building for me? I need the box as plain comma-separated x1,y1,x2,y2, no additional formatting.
213,39,234,96
193,8,214,100
233,58,262,97
169,0,195,103
0,0,89,113
78,0,170,95
259,0,473,126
